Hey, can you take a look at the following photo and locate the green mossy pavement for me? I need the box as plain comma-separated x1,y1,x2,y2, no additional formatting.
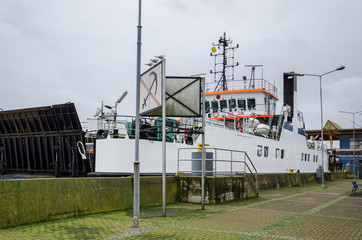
0,179,360,239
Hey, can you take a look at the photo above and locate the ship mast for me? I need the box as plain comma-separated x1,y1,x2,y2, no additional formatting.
210,32,239,92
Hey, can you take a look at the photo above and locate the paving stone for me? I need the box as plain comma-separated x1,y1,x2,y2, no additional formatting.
180,208,295,232
270,215,362,240
0,179,360,240
250,199,321,213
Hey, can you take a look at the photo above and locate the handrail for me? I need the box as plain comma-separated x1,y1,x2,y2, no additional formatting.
177,147,258,191
243,151,257,174
205,78,278,97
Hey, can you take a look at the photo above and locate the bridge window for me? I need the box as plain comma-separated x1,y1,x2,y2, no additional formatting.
257,145,262,156
211,100,219,110
264,146,269,157
247,98,256,110
237,98,246,110
205,101,210,113
220,99,227,111
228,98,236,110
281,149,285,159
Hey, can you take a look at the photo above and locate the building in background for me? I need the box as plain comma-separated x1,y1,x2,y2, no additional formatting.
307,120,362,178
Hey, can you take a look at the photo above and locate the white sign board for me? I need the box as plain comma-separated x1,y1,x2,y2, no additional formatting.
141,76,201,117
140,61,163,115
164,76,201,117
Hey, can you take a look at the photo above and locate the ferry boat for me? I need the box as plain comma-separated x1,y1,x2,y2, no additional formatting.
87,33,326,176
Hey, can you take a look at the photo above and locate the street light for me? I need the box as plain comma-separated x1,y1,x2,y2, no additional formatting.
292,65,345,188
339,110,362,180
134,0,142,228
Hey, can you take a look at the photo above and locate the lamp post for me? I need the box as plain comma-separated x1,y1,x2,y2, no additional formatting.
134,0,142,228
292,65,345,188
339,110,362,181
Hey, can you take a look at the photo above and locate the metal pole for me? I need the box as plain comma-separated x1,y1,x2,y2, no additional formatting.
215,149,217,173
162,59,167,217
177,149,180,175
201,77,206,210
222,34,227,91
0,148,3,175
133,0,142,228
340,110,362,179
353,113,356,181
292,66,345,188
319,75,325,188
230,151,232,174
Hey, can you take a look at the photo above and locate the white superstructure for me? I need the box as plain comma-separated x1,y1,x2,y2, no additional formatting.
89,74,326,175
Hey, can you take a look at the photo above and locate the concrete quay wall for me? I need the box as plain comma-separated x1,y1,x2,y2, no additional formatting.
0,177,178,228
0,172,347,228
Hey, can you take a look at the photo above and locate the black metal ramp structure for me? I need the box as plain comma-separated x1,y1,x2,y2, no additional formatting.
0,103,89,177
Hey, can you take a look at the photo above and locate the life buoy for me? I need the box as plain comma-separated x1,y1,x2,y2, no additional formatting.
236,119,243,132
213,112,219,118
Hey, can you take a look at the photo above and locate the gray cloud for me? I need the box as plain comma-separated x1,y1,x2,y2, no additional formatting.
1,0,361,130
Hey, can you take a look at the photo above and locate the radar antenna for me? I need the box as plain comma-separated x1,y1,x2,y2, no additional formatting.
245,65,263,89
210,32,239,92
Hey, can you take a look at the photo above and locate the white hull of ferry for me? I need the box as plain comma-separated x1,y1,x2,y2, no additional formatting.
95,124,326,174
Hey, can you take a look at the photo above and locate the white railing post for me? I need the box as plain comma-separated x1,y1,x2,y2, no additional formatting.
215,149,217,174
230,150,233,174
177,149,180,174
244,153,246,174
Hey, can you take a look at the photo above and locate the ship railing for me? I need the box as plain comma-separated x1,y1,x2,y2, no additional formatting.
177,147,258,191
206,78,278,97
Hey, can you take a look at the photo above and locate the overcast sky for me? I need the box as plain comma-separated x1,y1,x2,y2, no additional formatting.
1,0,362,130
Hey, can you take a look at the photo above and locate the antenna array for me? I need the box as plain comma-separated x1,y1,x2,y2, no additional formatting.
210,32,239,92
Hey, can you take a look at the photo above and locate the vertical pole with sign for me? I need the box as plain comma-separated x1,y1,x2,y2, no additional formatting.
201,77,206,210
139,58,165,216
162,59,167,217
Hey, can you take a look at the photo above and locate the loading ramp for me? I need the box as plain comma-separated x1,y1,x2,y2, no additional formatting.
0,103,90,177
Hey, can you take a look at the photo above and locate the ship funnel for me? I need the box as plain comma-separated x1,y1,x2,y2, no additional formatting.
283,73,297,123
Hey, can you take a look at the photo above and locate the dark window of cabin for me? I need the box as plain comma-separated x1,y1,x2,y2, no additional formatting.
228,99,236,109
211,100,219,110
281,149,285,159
247,98,256,110
220,99,227,110
237,98,246,110
205,101,210,113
